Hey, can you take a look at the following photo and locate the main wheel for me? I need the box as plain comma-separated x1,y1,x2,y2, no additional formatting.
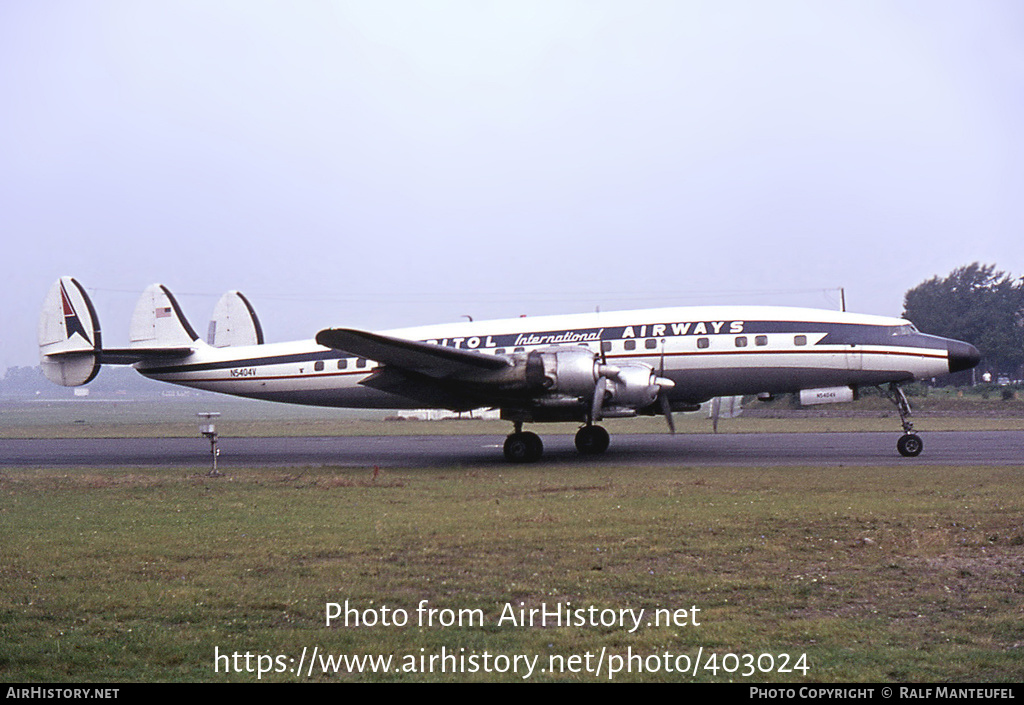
504,431,543,463
897,433,923,457
574,425,610,455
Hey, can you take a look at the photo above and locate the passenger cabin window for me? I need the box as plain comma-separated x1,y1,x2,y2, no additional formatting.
601,342,612,353
494,349,505,355
314,361,324,372
356,358,367,368
624,340,636,351
337,359,348,370
645,338,658,350
755,335,768,346
697,337,710,349
735,336,747,347
794,335,807,346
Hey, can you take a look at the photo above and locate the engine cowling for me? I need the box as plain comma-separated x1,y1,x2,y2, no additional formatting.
601,362,664,410
524,347,608,396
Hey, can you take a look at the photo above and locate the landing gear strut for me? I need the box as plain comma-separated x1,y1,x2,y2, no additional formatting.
885,382,923,457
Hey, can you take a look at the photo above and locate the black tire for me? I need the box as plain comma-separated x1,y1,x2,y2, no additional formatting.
897,433,923,457
504,432,543,463
575,425,610,455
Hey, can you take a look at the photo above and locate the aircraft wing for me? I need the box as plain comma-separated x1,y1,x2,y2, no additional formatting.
315,328,510,379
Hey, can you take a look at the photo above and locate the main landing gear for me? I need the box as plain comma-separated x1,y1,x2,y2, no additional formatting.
502,422,611,462
503,429,543,463
885,382,923,457
574,424,610,455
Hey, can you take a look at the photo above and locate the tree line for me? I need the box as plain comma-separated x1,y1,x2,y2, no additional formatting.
903,262,1024,381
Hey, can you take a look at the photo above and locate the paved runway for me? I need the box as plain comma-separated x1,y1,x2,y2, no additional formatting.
1,430,1021,468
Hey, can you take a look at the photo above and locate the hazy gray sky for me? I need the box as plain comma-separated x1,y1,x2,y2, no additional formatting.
3,1,1023,370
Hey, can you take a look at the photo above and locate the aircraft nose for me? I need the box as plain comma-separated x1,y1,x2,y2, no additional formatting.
947,340,981,374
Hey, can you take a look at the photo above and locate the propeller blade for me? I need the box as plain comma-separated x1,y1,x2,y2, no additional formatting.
591,376,609,423
658,391,675,434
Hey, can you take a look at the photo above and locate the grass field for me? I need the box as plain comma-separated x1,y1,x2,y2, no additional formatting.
3,393,1023,682
2,461,1023,682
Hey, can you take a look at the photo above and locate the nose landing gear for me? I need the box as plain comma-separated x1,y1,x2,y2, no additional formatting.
885,382,923,457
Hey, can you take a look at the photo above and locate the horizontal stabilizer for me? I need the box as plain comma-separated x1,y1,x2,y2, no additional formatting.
99,347,195,365
207,290,264,347
130,284,199,348
38,277,102,386
316,328,509,379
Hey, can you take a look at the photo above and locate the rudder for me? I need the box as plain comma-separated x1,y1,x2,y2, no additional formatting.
129,284,200,348
38,277,102,386
207,290,265,348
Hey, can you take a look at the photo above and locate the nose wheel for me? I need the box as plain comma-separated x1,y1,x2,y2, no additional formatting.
897,433,923,457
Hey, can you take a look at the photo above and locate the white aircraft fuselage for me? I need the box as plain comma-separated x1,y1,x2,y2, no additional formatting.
134,305,971,409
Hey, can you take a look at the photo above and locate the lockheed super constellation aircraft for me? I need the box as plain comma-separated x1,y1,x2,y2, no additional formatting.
39,277,980,462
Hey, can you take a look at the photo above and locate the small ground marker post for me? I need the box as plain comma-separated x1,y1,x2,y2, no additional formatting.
197,412,222,476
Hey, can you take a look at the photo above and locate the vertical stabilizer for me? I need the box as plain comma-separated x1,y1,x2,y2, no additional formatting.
129,284,199,348
38,277,102,386
207,290,265,347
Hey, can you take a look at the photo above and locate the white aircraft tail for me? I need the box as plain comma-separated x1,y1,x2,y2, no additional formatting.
129,284,200,348
207,290,264,347
38,277,102,386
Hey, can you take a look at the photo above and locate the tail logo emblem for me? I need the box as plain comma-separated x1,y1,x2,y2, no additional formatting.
59,281,93,346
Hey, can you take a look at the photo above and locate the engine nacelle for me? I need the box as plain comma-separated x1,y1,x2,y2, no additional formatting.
603,362,663,409
526,347,603,396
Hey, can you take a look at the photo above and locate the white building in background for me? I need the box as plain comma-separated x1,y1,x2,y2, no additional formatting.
396,408,501,421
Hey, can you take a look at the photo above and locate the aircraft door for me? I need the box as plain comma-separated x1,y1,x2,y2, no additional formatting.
845,344,863,371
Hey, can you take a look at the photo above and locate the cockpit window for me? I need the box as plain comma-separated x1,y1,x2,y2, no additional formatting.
891,324,917,336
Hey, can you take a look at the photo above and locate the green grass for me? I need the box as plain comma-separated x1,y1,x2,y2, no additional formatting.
3,463,1023,682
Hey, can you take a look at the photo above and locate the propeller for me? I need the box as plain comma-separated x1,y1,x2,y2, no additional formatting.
591,375,610,423
590,338,616,423
658,386,676,433
590,367,676,432
589,339,675,433
657,339,675,434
